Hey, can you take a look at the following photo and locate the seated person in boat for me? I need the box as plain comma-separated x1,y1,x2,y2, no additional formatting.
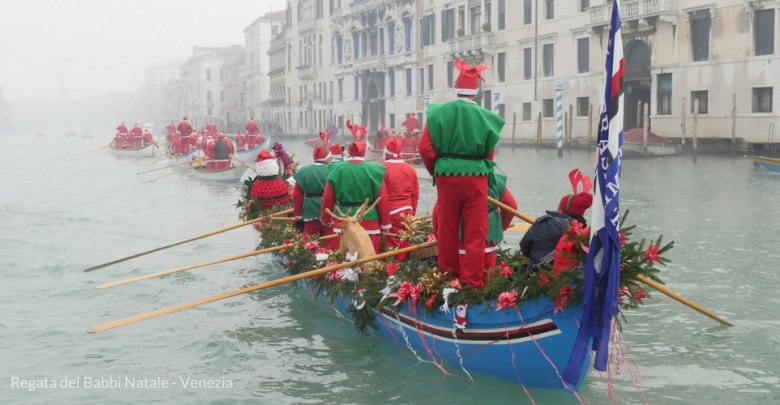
520,169,592,269
213,133,234,170
251,150,289,210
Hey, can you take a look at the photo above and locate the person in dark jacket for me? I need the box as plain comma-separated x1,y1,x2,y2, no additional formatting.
520,192,592,269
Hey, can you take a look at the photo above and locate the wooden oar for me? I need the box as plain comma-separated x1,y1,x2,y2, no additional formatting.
490,197,734,327
270,217,297,221
135,160,191,175
636,275,734,326
232,156,256,172
87,241,437,333
97,234,338,289
487,197,535,224
82,208,294,273
148,165,192,182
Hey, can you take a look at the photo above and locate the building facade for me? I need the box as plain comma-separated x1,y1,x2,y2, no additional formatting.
157,0,778,146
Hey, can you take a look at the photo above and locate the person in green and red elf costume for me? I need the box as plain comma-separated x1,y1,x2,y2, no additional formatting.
321,120,391,253
418,59,505,289
293,137,338,250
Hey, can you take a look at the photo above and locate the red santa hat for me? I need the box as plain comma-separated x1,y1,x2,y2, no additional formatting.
346,119,368,157
255,150,279,176
328,143,343,157
409,112,416,117
383,138,403,160
183,116,188,120
558,168,594,217
313,145,331,162
453,58,489,95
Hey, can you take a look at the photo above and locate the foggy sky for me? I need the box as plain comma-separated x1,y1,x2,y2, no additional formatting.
0,0,286,102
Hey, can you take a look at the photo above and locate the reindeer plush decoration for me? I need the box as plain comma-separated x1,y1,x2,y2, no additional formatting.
324,198,380,270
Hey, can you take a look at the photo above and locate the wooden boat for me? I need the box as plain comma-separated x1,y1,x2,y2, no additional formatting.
192,164,246,183
235,134,271,164
303,281,592,391
36,132,46,138
622,128,681,157
81,131,93,139
746,155,780,173
109,141,159,158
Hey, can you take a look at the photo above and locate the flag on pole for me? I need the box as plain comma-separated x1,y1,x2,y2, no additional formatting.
563,0,624,384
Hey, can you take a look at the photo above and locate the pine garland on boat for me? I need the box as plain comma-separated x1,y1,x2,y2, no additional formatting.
241,202,673,335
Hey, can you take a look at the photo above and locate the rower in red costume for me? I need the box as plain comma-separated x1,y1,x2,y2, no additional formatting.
130,124,143,146
166,121,176,138
400,130,418,160
245,117,260,149
177,116,193,154
250,150,290,209
401,113,420,134
142,129,154,145
206,121,217,137
418,59,504,288
116,122,128,135
381,137,419,249
373,124,388,150
214,133,234,169
321,120,391,253
235,131,246,151
203,136,216,170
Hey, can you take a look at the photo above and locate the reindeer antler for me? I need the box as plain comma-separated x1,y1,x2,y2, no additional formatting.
568,168,593,194
354,198,381,221
324,208,346,223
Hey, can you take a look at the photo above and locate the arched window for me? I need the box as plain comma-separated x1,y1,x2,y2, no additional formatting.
207,90,212,102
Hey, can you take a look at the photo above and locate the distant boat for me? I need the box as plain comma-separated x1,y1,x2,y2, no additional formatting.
622,128,681,157
746,155,780,173
36,132,46,138
81,131,93,139
65,130,77,137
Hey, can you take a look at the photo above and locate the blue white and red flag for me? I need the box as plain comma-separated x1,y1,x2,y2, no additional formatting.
564,0,624,384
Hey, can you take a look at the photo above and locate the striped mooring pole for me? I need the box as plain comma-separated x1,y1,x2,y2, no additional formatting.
424,93,430,110
555,83,564,158
493,91,500,115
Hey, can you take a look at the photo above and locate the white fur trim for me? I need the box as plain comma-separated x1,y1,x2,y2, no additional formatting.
380,223,392,230
389,206,412,216
347,157,365,162
458,246,498,254
314,152,332,162
453,87,479,95
384,159,405,163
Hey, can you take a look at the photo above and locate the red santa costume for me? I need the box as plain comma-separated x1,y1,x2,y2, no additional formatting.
177,116,193,154
250,150,290,209
131,124,143,146
321,121,391,253
206,121,217,137
166,121,176,137
418,59,504,288
116,122,128,135
236,131,246,151
381,138,419,249
214,133,235,170
246,118,260,149
373,125,388,150
142,129,153,145
401,113,420,134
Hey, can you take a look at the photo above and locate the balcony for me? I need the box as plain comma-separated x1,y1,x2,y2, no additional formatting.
354,54,387,71
589,0,677,26
297,64,317,80
385,51,416,67
269,35,286,54
625,62,651,81
298,18,318,34
448,32,494,55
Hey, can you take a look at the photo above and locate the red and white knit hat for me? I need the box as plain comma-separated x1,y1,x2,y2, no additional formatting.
453,59,489,95
255,150,279,176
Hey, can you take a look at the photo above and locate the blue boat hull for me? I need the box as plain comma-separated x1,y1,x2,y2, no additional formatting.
312,285,592,391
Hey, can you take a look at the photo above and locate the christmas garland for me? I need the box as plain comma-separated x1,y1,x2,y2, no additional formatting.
243,203,673,335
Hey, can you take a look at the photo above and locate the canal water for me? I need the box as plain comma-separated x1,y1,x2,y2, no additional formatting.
1,132,778,404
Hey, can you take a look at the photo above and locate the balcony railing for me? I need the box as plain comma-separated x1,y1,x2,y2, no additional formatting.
385,51,415,67
297,65,317,80
589,0,677,25
269,35,286,53
448,32,494,54
354,54,387,71
625,62,651,81
298,18,317,34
